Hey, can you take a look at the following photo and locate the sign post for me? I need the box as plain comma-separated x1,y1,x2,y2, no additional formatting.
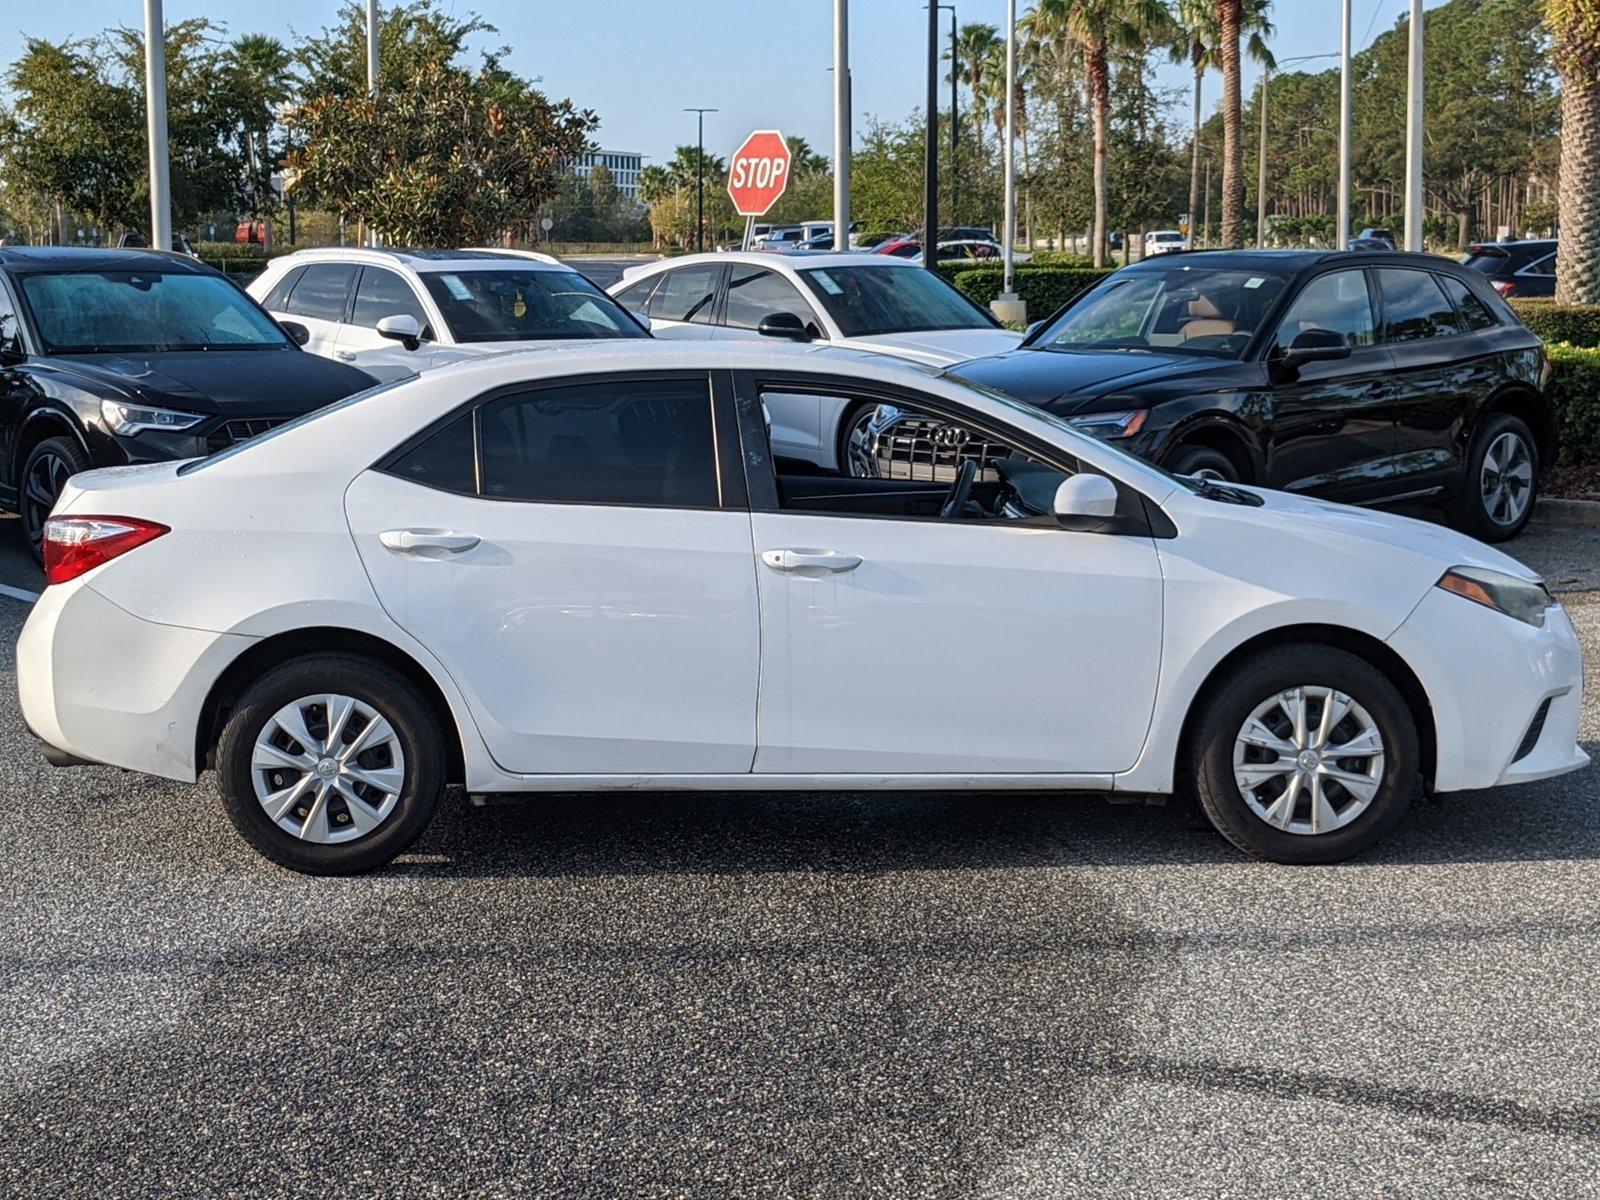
727,130,792,250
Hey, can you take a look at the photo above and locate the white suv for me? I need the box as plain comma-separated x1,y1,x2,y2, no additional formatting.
247,248,648,381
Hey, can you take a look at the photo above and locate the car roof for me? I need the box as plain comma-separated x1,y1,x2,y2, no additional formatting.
614,250,920,286
0,246,219,275
266,246,566,273
1120,247,1462,273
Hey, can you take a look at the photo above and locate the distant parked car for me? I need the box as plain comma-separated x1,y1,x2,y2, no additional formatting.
0,246,373,557
1462,239,1557,299
1355,227,1398,250
1143,230,1188,256
609,251,1020,472
954,248,1556,541
247,247,648,382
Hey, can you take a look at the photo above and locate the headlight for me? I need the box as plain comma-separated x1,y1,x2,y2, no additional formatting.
1067,409,1148,439
100,399,205,437
1437,566,1553,628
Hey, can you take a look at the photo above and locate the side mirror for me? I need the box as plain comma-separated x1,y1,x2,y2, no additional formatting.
1277,328,1351,376
1052,473,1120,531
376,313,423,351
757,312,813,342
278,320,311,347
0,344,25,367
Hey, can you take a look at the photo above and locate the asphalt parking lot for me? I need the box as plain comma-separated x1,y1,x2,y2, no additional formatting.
0,513,1596,1197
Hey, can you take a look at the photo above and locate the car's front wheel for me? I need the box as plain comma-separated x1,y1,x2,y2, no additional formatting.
20,435,89,562
216,654,446,874
1188,646,1419,864
1165,442,1241,484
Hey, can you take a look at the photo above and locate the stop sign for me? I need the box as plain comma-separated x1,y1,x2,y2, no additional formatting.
727,130,792,217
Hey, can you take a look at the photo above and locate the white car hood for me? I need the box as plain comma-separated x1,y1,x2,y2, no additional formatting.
1234,484,1543,582
844,327,1023,367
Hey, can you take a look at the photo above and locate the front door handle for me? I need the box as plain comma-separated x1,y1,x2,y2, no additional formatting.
335,350,358,362
379,529,481,555
761,548,862,574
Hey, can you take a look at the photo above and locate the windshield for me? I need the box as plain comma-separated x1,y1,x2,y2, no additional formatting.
798,265,996,336
20,270,290,354
1032,266,1291,358
419,269,646,343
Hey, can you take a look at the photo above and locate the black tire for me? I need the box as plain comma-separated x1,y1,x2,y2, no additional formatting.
1454,412,1539,542
216,653,447,875
1187,645,1420,865
836,402,878,477
1165,442,1241,484
19,435,90,562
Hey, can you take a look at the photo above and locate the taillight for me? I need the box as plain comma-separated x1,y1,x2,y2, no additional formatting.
42,516,169,586
1491,280,1515,297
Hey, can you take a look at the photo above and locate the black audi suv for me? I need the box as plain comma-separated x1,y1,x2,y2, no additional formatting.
0,247,375,556
952,249,1555,540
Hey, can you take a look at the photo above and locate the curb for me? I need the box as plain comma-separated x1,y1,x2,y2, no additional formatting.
1536,497,1600,529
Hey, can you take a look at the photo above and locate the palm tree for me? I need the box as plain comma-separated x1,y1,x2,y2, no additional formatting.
637,164,673,207
784,136,830,179
949,23,1004,170
1211,0,1275,247
226,34,295,249
1550,0,1600,304
1169,0,1271,249
1031,0,1174,267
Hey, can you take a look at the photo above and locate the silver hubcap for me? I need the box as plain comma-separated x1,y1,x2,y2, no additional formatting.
1480,431,1533,527
251,694,406,844
1232,686,1385,836
1190,466,1229,483
843,408,880,478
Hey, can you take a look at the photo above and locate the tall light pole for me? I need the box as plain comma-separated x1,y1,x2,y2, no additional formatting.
1338,0,1353,250
367,0,379,246
833,0,850,251
1256,53,1339,249
935,5,956,223
684,108,717,253
142,0,171,251
923,0,939,270
1403,0,1425,251
1000,0,1017,299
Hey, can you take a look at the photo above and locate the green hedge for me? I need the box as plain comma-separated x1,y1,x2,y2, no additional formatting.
1549,343,1600,462
947,266,1115,315
1511,300,1600,349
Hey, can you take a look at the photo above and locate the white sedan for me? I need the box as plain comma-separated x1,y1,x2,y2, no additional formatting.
608,252,1020,471
19,344,1586,874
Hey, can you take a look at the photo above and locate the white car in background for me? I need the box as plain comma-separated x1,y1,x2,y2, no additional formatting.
1143,230,1189,256
247,247,648,381
609,252,1021,471
20,343,1585,875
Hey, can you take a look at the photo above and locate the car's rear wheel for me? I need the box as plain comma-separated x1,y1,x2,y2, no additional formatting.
1456,413,1538,542
1188,646,1419,864
1165,442,1240,484
216,654,446,875
20,436,89,562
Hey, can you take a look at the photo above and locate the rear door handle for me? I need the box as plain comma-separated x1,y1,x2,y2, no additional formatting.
379,529,481,555
761,548,862,574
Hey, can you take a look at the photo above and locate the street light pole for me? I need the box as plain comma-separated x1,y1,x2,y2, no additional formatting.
1338,0,1353,250
1001,0,1016,296
939,5,956,224
367,0,379,246
1403,0,1425,251
923,0,939,270
142,0,171,252
833,0,850,251
1256,67,1270,248
684,108,717,253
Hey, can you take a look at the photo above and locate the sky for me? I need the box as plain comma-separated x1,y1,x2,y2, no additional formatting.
3,0,1441,164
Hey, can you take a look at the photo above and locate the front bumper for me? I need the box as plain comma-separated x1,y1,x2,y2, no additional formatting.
1387,588,1588,792
18,580,253,783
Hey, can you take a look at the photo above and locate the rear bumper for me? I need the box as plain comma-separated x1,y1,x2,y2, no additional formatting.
1387,589,1587,792
18,580,253,782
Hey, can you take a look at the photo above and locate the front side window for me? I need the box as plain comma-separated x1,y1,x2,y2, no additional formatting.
420,270,644,342
1378,269,1463,343
478,378,719,507
284,263,357,321
723,267,814,330
20,270,292,353
647,266,721,325
797,265,994,337
1273,269,1376,352
351,267,430,332
1034,266,1290,358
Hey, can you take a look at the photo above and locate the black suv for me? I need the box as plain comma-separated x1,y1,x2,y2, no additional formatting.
0,247,375,555
953,249,1554,540
1462,239,1558,299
